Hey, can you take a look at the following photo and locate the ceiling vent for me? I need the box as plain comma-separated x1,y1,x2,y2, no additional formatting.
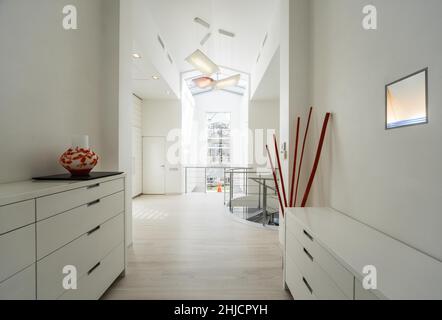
157,35,165,50
167,53,174,65
218,29,235,38
194,17,210,29
262,33,268,47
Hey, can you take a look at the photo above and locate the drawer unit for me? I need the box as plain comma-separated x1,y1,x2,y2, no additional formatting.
0,174,126,300
0,200,35,235
37,191,124,259
286,254,316,300
287,216,354,299
37,213,124,300
36,178,124,221
58,243,125,300
286,231,348,300
0,265,36,300
0,225,36,283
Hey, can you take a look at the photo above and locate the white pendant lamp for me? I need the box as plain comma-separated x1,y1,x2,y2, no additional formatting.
214,74,241,90
185,49,220,75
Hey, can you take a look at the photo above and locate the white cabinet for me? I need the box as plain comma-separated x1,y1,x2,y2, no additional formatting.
285,208,442,300
0,265,36,300
0,175,126,300
0,224,36,284
0,200,36,300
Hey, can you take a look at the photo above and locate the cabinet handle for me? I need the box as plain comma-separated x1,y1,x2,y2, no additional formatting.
87,183,100,190
87,225,101,236
303,277,313,294
87,199,100,207
88,262,101,276
303,229,314,241
303,248,314,261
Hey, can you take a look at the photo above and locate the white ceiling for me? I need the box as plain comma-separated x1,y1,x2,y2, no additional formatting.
252,48,280,100
145,0,278,74
132,57,175,100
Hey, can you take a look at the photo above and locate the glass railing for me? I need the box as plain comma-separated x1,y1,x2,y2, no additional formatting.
225,168,279,227
184,166,280,227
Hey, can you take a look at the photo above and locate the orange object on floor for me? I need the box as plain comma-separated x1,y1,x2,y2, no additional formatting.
217,183,222,193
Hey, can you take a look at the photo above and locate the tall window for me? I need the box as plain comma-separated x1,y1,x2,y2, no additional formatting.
207,112,231,165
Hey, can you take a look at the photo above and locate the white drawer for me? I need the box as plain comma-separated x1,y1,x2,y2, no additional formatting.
37,191,124,259
37,213,124,300
286,254,316,300
58,243,125,300
0,225,36,283
0,200,35,235
287,216,354,299
36,178,124,221
355,280,380,300
286,231,349,300
0,264,36,300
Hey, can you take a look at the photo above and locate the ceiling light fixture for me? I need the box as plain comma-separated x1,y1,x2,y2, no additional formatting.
214,74,241,90
185,49,219,75
152,75,160,80
193,77,215,89
218,29,235,38
194,17,210,29
132,53,142,59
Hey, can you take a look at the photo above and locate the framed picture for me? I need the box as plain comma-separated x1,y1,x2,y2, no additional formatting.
385,68,428,129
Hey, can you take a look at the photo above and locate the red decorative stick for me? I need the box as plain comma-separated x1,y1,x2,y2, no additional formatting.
301,113,331,207
273,134,288,208
294,107,313,207
289,117,301,207
266,145,285,216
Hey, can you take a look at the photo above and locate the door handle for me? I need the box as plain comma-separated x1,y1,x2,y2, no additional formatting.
87,225,101,236
88,262,101,276
303,248,314,261
303,277,313,294
87,183,100,190
87,199,101,207
303,229,314,241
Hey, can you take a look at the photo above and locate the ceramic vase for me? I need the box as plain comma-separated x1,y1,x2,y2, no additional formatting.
59,135,99,176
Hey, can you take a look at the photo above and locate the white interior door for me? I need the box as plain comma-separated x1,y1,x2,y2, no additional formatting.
143,137,166,195
132,127,142,197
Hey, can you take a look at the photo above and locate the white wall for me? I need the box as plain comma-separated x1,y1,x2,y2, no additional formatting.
0,0,120,182
132,0,181,98
142,99,183,194
251,1,281,98
294,0,442,261
249,100,280,168
279,0,311,244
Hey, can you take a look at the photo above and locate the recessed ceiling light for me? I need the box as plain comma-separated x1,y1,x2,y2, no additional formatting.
152,75,160,80
132,53,142,59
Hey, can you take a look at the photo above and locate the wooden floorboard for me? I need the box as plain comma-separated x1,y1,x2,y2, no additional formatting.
102,194,292,300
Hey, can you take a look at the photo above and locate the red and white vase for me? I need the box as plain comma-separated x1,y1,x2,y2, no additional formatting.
59,135,99,176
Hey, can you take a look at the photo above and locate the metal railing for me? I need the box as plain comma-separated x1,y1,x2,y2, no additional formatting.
225,168,279,226
184,166,280,227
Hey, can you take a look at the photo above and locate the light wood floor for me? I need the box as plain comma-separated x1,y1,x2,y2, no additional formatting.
103,194,292,300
